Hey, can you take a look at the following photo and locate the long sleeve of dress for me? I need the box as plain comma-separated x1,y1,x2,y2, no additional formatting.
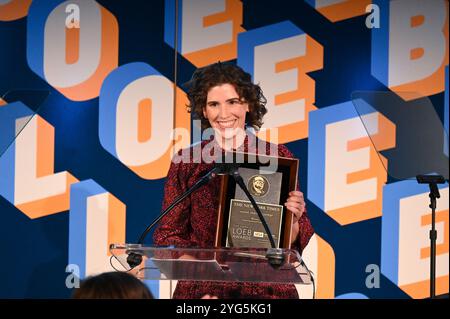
152,159,193,248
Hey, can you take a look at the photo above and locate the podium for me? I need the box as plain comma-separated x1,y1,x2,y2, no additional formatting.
110,244,313,298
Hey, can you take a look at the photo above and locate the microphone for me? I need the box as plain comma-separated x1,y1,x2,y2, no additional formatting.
126,164,223,268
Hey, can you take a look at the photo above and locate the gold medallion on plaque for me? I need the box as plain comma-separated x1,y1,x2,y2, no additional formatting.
248,175,270,197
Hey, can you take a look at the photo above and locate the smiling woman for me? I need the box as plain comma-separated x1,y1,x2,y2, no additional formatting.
153,62,314,299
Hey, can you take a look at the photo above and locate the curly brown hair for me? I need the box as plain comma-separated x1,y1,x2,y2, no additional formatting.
185,62,267,130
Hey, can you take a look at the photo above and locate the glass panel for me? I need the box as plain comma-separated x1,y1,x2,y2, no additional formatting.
351,91,449,181
0,89,50,158
110,244,312,284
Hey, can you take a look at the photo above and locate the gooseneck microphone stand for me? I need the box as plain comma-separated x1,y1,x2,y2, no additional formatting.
127,162,284,269
127,165,223,268
416,174,447,299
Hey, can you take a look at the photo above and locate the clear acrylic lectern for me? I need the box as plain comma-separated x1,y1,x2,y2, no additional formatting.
110,244,313,286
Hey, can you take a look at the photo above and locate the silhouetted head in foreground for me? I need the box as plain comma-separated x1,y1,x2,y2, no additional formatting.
72,271,154,299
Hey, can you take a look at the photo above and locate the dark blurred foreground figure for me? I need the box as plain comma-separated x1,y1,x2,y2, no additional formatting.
72,271,154,299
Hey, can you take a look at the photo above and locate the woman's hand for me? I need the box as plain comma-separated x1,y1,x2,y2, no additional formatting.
178,254,197,261
201,294,218,299
284,191,305,244
285,191,305,223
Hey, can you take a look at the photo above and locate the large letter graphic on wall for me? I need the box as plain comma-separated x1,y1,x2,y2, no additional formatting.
69,180,126,278
305,0,371,22
0,0,32,21
27,0,118,101
99,63,190,180
295,234,336,299
165,0,243,67
372,0,449,100
238,21,323,143
445,66,449,157
382,181,449,298
308,101,395,225
0,102,78,219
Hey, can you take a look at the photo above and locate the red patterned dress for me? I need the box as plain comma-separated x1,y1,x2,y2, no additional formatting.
153,134,314,299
